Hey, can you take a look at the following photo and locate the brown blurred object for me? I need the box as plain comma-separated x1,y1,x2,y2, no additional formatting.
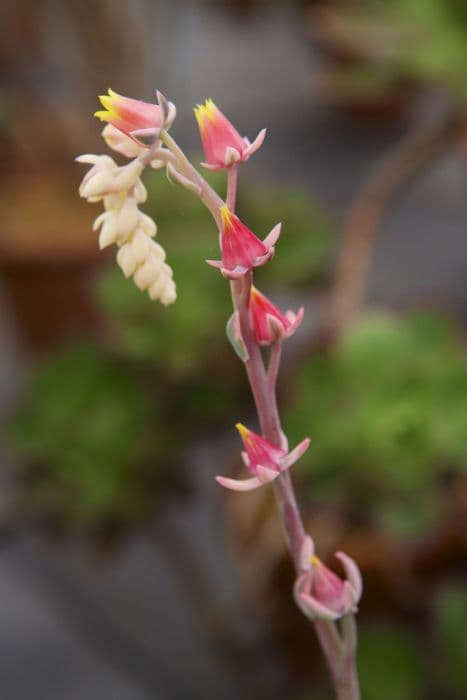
0,0,160,167
303,1,416,121
0,0,163,352
0,172,106,354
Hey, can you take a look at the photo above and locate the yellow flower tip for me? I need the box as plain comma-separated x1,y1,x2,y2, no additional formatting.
310,555,321,567
235,423,250,440
250,285,260,299
220,205,234,228
95,88,124,120
194,98,218,131
193,105,204,129
94,109,111,122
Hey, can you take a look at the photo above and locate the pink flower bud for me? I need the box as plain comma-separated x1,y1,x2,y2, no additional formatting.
95,89,171,145
249,286,304,345
207,206,281,279
216,423,310,492
294,537,362,621
194,99,266,170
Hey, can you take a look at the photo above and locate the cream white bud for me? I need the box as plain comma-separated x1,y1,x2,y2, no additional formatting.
99,213,120,249
160,283,177,306
102,125,145,159
117,244,138,277
130,229,152,265
80,169,115,199
134,257,162,290
134,179,147,204
151,241,166,261
117,197,139,241
138,212,157,238
104,192,126,211
113,159,144,192
148,276,166,301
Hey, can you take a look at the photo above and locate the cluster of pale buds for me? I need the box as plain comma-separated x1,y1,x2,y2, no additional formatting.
77,89,179,305
77,153,176,305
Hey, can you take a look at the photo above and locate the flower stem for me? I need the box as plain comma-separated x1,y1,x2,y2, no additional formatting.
161,133,361,700
160,129,224,227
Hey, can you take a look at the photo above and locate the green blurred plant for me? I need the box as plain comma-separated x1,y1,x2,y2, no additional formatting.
313,0,467,103
8,344,177,531
297,622,424,699
285,311,467,535
434,585,467,697
358,624,424,700
298,610,467,700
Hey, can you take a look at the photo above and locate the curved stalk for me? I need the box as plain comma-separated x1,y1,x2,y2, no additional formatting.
162,131,361,700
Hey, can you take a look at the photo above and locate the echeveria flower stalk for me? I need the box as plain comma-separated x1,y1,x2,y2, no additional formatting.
216,423,310,491
206,206,281,279
194,98,266,170
249,286,304,345
77,90,362,700
294,536,362,621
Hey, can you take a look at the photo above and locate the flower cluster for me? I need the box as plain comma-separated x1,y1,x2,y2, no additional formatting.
77,91,176,305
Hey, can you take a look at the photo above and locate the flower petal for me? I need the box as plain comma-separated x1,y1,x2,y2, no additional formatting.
335,552,363,602
262,222,282,249
281,437,311,470
215,475,263,491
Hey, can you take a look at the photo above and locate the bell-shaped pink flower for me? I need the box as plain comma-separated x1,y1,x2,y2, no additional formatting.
194,99,266,170
250,286,304,345
294,536,362,621
95,89,175,145
216,423,310,492
207,207,281,279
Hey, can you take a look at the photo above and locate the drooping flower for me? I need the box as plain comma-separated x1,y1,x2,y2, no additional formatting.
250,286,304,345
294,536,362,621
194,99,266,170
95,89,175,145
207,206,281,279
216,423,310,491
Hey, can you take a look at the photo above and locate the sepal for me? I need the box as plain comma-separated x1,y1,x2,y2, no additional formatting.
226,310,249,362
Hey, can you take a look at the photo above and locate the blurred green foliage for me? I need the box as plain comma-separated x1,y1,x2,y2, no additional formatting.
8,344,170,529
300,605,467,700
358,624,424,700
434,585,467,696
96,171,334,374
298,624,424,700
318,0,467,102
285,311,467,535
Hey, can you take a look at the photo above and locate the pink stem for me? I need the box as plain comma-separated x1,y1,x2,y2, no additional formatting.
160,134,360,700
226,165,238,211
225,173,360,700
267,341,282,398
